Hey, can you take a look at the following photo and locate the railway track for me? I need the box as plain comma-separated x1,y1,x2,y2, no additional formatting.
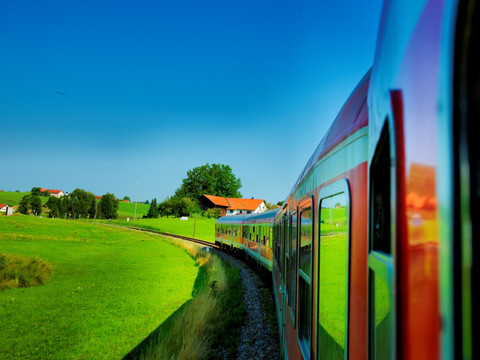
95,222,220,249
130,226,220,249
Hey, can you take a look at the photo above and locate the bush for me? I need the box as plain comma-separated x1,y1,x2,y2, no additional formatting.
205,208,222,219
0,253,52,290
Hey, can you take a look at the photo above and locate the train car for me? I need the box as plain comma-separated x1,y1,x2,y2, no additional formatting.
270,1,478,359
367,1,477,359
215,214,248,250
272,70,370,360
243,209,279,271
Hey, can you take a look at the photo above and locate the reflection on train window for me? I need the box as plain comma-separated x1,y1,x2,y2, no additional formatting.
318,192,349,359
372,273,391,360
298,206,312,357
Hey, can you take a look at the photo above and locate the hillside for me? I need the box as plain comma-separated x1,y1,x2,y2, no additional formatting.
0,216,199,359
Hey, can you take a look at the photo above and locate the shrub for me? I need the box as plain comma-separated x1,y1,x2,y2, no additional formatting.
0,253,52,290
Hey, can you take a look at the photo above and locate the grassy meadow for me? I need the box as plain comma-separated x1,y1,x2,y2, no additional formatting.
0,216,200,359
117,201,150,219
0,191,49,208
100,216,217,243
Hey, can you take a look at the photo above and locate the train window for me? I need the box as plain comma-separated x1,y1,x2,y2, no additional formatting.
288,212,298,325
298,203,312,358
318,189,350,359
370,123,391,254
273,224,278,263
368,123,394,360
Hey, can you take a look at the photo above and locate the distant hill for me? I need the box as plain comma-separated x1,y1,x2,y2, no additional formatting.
117,201,150,219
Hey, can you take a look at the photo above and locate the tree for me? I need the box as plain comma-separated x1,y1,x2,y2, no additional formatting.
18,194,42,215
158,198,172,217
144,198,159,218
123,196,130,202
30,196,42,216
98,193,119,219
31,187,42,196
46,196,60,218
69,189,96,219
174,163,242,200
18,195,31,214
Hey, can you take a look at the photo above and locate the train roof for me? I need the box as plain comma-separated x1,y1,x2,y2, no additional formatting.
287,69,370,199
244,209,280,224
215,214,249,225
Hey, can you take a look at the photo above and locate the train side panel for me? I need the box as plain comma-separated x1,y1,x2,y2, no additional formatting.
272,70,369,360
367,1,475,358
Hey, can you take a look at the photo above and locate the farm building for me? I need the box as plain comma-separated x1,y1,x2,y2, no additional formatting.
0,204,14,216
199,194,266,216
41,188,65,198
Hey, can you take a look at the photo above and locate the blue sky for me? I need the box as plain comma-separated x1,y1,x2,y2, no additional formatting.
1,0,383,203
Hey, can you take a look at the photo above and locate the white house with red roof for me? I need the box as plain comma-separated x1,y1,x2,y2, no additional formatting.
199,194,266,216
40,188,65,198
0,203,8,212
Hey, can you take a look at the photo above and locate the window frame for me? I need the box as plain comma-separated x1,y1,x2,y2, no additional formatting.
297,196,314,360
316,179,351,360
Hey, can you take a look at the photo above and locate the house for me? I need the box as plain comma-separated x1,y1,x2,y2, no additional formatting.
0,204,13,216
199,194,267,216
41,188,65,198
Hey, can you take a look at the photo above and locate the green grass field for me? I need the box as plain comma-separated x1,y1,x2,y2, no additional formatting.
0,191,49,207
100,215,217,242
117,201,150,219
0,216,199,359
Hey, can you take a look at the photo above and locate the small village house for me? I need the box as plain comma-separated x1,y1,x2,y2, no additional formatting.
0,204,14,216
199,194,267,216
40,188,65,198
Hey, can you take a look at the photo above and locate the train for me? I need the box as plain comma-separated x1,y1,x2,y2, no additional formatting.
215,0,477,359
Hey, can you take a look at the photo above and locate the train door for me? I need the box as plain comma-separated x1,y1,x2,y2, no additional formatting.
368,124,395,359
316,182,350,360
296,197,313,359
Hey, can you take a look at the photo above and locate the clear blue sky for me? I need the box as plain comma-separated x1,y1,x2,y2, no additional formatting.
1,0,383,203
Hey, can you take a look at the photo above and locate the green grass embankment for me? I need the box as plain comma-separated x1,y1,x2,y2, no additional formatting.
0,216,199,360
127,240,245,360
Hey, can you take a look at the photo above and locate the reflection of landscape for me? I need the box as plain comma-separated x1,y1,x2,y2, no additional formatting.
318,193,348,359
374,274,391,359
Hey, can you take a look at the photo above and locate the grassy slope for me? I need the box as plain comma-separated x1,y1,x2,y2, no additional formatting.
0,191,49,207
117,201,150,219
101,216,217,243
0,216,199,360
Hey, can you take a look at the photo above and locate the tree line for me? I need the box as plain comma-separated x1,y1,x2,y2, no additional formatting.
142,163,242,219
19,188,119,219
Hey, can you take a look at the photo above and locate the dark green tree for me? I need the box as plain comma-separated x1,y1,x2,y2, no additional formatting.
18,195,31,214
30,195,42,216
144,198,159,218
31,187,42,196
46,196,60,218
175,197,196,217
98,193,119,219
174,163,242,200
69,189,97,219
